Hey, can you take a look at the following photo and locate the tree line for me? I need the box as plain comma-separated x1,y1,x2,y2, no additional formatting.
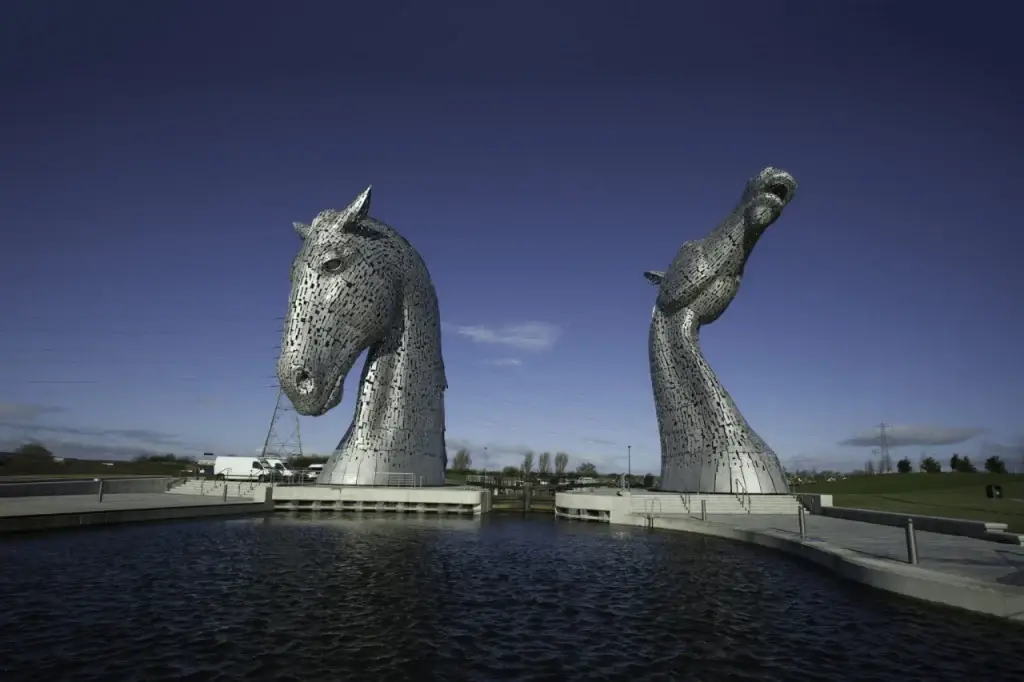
886,453,1008,474
449,448,604,477
7,442,1013,479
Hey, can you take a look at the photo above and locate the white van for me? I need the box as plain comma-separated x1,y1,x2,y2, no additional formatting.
264,457,297,482
214,456,271,482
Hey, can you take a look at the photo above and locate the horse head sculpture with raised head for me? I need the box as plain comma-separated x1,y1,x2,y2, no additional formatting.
645,167,798,494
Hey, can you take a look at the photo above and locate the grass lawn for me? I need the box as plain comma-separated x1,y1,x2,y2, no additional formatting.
795,473,1024,532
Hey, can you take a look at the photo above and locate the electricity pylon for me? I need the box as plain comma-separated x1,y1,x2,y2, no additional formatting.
260,388,303,460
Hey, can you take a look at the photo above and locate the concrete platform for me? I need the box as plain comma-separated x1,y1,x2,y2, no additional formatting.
0,476,178,497
270,484,491,514
556,489,1024,621
0,490,273,534
555,487,802,519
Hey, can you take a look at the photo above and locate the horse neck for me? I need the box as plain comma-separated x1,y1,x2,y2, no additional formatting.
352,283,446,439
649,307,746,432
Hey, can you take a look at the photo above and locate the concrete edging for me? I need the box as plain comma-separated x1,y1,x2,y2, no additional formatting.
556,491,1024,621
642,515,1024,621
0,488,275,534
0,477,179,498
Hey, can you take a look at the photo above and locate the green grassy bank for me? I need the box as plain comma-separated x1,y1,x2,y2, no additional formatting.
795,473,1024,532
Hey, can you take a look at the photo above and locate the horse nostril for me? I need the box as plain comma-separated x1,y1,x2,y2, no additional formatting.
294,368,315,395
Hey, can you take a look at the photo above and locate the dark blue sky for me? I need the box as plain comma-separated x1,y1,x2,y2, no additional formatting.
1,1,1021,472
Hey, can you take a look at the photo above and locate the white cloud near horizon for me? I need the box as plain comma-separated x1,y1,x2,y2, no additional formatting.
0,402,64,421
484,358,523,367
447,321,562,351
839,424,984,448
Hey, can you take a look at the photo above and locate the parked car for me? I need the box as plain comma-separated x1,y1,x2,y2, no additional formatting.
306,463,323,481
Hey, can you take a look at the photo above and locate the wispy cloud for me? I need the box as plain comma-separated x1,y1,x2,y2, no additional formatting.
0,421,186,446
0,402,64,421
0,410,201,460
839,424,984,448
444,437,535,469
447,321,562,351
483,358,523,367
980,440,1024,467
0,438,178,461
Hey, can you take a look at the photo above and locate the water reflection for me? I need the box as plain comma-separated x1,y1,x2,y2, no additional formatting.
0,515,1020,682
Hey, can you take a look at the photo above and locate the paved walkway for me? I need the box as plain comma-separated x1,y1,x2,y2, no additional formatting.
707,513,1024,587
0,492,258,518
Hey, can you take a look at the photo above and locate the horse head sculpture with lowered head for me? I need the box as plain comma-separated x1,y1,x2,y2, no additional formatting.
276,187,448,486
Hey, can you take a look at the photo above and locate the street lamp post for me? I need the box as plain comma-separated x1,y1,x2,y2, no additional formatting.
627,444,632,486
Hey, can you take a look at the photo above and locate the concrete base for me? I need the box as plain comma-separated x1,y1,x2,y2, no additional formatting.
556,489,1024,622
555,488,802,520
0,488,274,534
271,484,491,515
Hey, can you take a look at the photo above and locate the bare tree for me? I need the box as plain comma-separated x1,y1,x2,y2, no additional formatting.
522,451,535,479
451,448,471,472
538,452,551,475
554,452,569,475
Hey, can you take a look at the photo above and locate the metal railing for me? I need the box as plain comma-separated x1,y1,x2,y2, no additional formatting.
680,493,691,515
266,469,425,488
904,517,919,564
183,469,263,498
734,477,751,514
373,472,419,487
629,495,663,516
792,505,919,565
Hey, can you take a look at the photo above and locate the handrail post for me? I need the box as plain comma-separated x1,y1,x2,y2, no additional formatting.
700,499,707,521
798,505,807,540
905,518,919,565
95,478,105,503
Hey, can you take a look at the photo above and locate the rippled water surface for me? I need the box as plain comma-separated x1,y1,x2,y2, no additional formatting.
1,515,1022,681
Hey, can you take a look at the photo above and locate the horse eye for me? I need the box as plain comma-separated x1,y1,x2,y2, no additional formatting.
323,259,343,273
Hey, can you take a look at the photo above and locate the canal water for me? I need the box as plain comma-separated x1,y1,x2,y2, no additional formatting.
0,515,1021,682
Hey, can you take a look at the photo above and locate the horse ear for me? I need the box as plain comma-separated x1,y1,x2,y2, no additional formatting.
644,270,665,285
293,222,312,239
339,186,372,225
